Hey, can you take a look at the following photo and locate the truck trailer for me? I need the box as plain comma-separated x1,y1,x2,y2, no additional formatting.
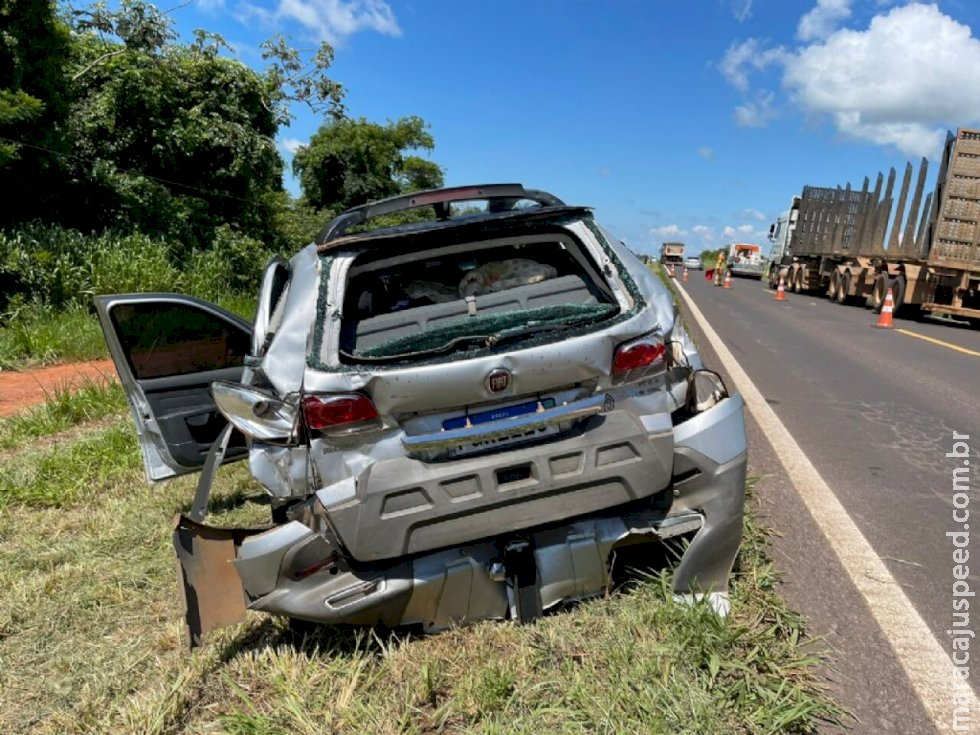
660,241,685,267
766,128,980,325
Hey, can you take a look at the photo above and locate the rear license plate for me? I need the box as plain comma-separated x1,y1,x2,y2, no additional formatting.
444,398,558,458
442,398,555,431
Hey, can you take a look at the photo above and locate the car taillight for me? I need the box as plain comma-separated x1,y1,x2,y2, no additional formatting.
302,394,380,434
612,340,667,383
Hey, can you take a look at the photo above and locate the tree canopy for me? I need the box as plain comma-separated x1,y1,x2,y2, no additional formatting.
0,0,71,211
0,0,445,252
293,116,444,212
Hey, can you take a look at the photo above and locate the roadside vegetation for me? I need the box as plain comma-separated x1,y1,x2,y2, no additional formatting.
700,247,725,269
0,0,444,369
0,408,844,733
0,376,126,451
648,261,683,311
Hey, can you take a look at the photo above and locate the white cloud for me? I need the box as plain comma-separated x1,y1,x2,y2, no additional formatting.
197,0,226,13
719,39,788,92
720,3,980,157
697,146,715,160
238,0,400,43
741,208,766,220
650,224,686,237
278,137,305,155
783,3,980,157
797,0,852,41
732,0,753,22
599,166,612,177
720,39,759,92
734,91,777,127
691,224,718,248
689,222,771,250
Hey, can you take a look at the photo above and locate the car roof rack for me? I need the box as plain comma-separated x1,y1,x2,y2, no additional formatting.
318,184,565,243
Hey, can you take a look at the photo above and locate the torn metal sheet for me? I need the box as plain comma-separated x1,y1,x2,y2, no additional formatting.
172,515,265,649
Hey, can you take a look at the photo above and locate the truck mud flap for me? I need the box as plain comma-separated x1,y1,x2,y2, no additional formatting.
172,514,267,649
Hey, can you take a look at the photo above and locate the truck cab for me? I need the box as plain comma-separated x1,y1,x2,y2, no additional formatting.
765,197,800,286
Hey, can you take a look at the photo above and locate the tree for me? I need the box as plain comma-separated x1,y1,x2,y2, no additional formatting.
293,116,444,211
63,23,284,247
1,0,346,248
0,0,70,219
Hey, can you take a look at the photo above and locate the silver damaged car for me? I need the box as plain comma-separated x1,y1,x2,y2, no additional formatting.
95,184,747,647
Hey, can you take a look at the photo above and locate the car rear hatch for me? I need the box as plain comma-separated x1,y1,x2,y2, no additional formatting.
299,213,676,561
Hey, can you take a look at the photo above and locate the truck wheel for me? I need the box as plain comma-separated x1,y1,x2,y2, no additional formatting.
828,271,840,301
890,275,907,316
837,272,851,304
869,273,889,313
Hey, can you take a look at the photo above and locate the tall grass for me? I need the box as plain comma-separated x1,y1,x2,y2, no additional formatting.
0,377,127,450
0,302,107,368
0,225,182,313
0,224,268,368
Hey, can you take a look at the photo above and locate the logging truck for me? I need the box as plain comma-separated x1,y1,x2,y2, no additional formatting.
766,128,980,326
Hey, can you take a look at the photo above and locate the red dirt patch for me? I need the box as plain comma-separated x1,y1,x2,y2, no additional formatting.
0,360,117,417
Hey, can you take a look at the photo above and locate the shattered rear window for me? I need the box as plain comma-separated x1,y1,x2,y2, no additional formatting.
359,303,619,360
330,231,621,365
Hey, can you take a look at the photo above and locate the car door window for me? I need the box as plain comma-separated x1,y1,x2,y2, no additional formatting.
110,302,251,380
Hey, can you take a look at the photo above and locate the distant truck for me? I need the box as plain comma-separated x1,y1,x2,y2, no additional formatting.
767,127,980,325
660,241,685,267
727,242,764,279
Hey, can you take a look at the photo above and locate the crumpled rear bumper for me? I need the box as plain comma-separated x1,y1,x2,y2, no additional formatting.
173,393,746,648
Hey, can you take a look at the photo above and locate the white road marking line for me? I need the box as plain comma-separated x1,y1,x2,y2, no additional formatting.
675,280,977,733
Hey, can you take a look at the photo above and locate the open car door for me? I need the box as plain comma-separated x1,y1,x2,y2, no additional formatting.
95,294,253,482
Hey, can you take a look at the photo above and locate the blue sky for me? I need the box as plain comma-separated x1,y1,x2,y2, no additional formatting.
172,0,980,255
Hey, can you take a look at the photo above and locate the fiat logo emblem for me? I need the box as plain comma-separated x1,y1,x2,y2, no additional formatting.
485,368,511,394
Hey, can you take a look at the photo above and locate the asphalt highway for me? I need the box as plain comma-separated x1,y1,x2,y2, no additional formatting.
676,271,980,733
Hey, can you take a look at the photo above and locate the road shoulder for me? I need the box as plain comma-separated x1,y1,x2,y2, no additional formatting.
674,278,938,733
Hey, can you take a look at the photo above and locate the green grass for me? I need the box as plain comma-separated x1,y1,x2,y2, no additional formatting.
0,378,127,451
0,418,845,734
0,303,108,369
0,420,143,509
215,292,258,321
648,262,682,306
0,295,257,370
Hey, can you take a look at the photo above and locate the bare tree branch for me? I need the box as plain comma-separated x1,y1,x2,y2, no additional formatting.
72,48,127,81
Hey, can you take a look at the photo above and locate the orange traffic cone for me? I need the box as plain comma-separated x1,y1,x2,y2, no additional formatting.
775,275,787,301
682,267,689,282
723,270,732,289
873,288,895,329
